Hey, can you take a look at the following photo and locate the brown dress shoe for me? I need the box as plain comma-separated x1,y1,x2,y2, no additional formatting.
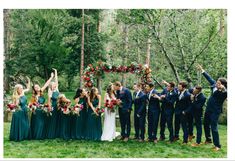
212,146,221,151
173,137,180,142
188,135,194,142
139,139,144,142
204,140,212,144
124,137,129,142
191,143,201,147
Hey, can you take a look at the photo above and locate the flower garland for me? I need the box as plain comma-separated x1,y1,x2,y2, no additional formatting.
82,62,153,88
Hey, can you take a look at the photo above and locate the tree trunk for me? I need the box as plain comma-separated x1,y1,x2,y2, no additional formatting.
219,10,225,37
121,25,128,87
97,13,102,94
80,9,85,88
146,34,151,67
4,9,10,92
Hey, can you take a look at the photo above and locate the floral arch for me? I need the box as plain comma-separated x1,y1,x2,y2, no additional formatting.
82,61,154,90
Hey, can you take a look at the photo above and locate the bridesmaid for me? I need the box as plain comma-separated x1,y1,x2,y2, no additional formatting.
86,87,102,141
58,94,72,140
10,77,31,141
30,72,54,140
71,88,88,140
45,68,60,139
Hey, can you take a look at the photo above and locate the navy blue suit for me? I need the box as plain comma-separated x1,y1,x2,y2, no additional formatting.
146,89,161,141
191,92,206,144
203,72,227,148
160,88,178,141
174,89,191,143
133,91,146,140
117,87,133,138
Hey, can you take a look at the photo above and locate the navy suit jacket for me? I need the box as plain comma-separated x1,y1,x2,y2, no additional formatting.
117,87,133,111
175,90,191,114
133,91,144,110
148,89,161,111
203,72,227,114
161,88,178,109
191,92,206,112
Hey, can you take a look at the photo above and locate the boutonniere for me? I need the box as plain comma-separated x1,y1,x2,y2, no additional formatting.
169,92,173,95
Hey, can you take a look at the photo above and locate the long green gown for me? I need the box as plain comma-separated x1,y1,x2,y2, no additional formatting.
86,97,102,141
10,95,30,141
45,90,59,139
70,97,88,140
60,104,71,140
30,96,46,140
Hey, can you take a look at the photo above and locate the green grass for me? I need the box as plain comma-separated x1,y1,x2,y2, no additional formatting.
4,122,227,158
3,91,227,158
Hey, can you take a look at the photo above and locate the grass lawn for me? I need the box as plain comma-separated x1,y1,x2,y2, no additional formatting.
4,123,227,158
3,92,227,158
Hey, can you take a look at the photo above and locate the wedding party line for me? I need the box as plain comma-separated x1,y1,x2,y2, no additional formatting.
7,64,227,152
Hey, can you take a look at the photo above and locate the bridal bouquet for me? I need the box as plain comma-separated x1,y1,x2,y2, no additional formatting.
6,103,21,112
104,99,118,112
71,104,84,115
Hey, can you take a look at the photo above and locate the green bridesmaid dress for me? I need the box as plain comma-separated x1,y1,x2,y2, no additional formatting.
86,97,102,141
30,96,46,140
60,104,71,140
10,96,30,141
45,90,59,139
71,97,88,140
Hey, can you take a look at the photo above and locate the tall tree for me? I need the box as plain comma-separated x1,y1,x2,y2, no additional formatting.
80,9,85,88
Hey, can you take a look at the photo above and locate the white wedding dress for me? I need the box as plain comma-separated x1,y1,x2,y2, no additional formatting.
101,93,120,141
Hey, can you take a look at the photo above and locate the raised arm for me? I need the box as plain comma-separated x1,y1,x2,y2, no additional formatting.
162,80,170,87
196,64,216,86
52,68,59,90
41,72,54,92
23,76,31,93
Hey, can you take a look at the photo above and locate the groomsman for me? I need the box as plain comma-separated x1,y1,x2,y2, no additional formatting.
190,85,207,147
133,84,146,142
159,82,178,142
174,81,191,144
145,83,161,143
197,65,227,151
114,81,133,142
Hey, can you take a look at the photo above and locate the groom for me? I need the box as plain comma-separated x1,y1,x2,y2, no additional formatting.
114,81,133,142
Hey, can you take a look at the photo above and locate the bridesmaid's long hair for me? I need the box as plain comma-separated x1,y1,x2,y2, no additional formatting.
73,88,83,100
90,87,98,102
12,84,23,104
31,84,43,103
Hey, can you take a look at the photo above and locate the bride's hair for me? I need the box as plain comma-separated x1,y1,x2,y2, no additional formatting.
106,84,114,98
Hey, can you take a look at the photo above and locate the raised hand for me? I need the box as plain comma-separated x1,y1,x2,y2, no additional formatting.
50,72,54,78
196,64,204,72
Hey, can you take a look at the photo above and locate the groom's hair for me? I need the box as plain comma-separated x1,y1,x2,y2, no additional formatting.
114,81,122,87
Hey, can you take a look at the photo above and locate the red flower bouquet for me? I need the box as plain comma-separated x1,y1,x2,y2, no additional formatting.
104,99,118,112
43,104,53,116
71,104,84,115
6,103,21,112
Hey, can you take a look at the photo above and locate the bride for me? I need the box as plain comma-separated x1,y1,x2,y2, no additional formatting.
101,84,119,141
